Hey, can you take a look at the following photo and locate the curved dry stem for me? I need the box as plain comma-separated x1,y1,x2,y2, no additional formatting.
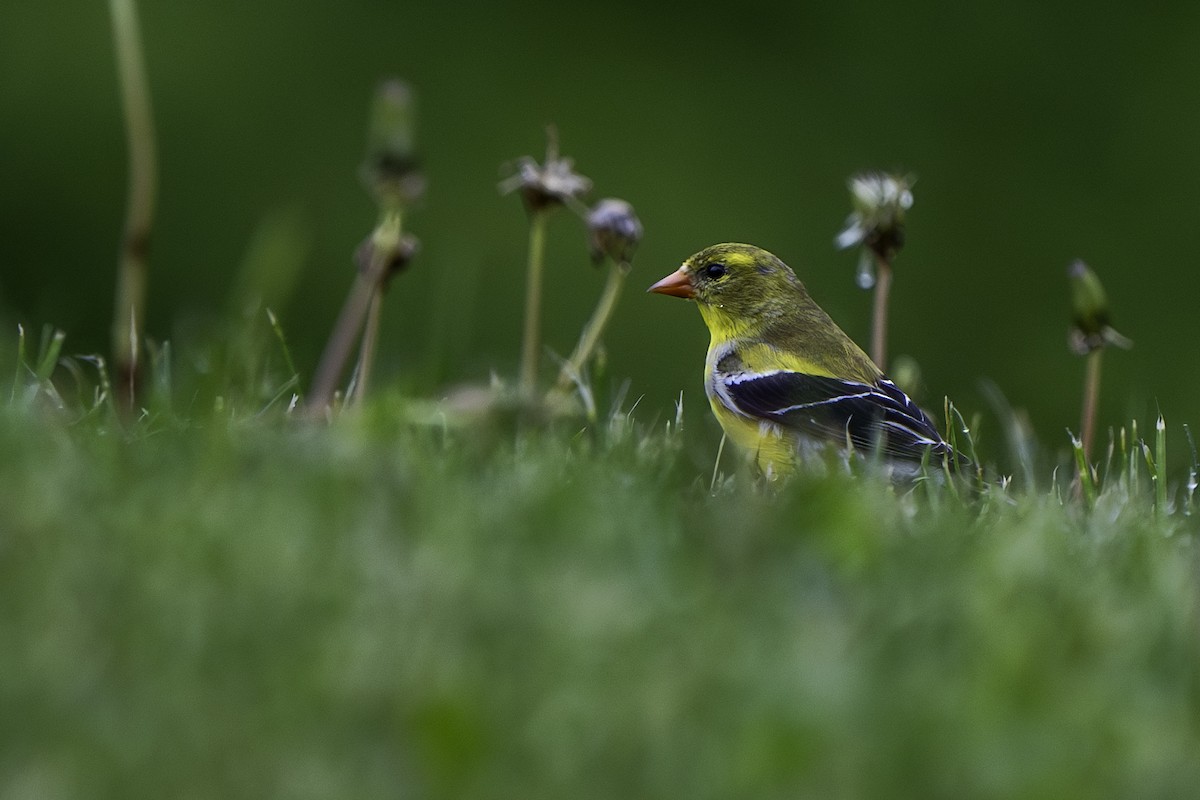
307,210,402,417
350,291,385,407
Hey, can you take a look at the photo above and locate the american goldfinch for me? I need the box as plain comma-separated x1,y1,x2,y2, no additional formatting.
649,243,957,478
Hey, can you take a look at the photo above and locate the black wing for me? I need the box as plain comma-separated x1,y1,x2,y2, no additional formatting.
723,371,958,463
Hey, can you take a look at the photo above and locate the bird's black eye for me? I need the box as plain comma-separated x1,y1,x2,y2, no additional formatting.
704,262,728,279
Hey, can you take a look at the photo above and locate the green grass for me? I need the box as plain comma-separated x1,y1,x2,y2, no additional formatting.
2,340,1199,799
8,6,1199,796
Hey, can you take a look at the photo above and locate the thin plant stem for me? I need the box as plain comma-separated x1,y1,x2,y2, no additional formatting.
710,432,727,494
1183,424,1197,516
1071,434,1097,506
108,0,157,409
519,211,549,398
12,324,26,403
307,209,402,417
870,254,891,372
1154,415,1167,514
555,260,627,393
350,207,404,407
351,292,385,407
306,272,375,416
265,308,301,403
1080,348,1103,462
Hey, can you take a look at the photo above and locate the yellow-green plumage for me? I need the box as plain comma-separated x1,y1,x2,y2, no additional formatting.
650,243,954,478
689,246,881,383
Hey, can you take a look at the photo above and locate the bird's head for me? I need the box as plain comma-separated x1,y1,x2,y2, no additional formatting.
648,243,808,335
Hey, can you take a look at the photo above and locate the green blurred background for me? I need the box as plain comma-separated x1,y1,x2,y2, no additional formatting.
3,1,1199,451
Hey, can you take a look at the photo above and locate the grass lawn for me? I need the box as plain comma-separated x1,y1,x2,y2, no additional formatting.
7,5,1200,797
2,362,1199,798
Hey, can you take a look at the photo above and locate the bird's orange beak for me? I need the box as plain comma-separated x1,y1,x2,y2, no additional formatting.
647,267,694,299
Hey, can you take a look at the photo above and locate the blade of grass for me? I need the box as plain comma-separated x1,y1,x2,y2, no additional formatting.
978,379,1036,491
1128,419,1140,498
12,323,27,403
146,339,172,412
1069,431,1097,507
709,432,727,494
1101,426,1116,488
948,400,983,492
1141,440,1158,511
77,354,122,421
35,329,66,383
1155,415,1168,514
919,446,942,510
940,453,962,503
266,308,301,402
1183,423,1197,517
256,374,301,418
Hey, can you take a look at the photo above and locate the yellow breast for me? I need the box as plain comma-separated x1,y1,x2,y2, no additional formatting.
704,346,797,480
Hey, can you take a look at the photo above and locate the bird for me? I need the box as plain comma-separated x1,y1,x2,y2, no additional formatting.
648,242,959,479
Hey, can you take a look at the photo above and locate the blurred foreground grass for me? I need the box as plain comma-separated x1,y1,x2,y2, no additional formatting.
2,374,1199,799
